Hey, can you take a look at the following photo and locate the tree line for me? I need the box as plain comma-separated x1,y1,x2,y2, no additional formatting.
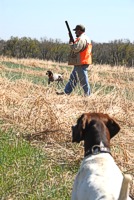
0,36,134,67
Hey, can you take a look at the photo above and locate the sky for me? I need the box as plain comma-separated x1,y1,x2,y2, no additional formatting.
0,0,134,43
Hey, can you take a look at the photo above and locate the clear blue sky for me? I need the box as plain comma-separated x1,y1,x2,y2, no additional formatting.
0,0,134,43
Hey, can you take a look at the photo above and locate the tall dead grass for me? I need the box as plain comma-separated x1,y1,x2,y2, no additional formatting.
0,57,134,196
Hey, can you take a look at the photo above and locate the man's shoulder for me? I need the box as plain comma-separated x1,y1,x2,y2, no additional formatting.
80,34,91,43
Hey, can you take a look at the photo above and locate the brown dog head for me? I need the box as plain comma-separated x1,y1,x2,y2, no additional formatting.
46,70,53,77
72,113,120,146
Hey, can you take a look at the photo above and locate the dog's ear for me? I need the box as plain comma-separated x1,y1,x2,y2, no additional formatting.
93,113,120,138
82,113,91,129
82,114,88,129
74,114,91,142
106,117,120,138
76,114,91,142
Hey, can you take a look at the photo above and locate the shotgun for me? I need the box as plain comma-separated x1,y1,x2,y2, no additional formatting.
65,21,74,43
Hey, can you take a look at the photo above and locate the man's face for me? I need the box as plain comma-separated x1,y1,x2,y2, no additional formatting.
75,29,83,37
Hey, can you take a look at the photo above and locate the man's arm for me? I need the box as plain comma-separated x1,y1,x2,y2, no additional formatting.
70,37,87,53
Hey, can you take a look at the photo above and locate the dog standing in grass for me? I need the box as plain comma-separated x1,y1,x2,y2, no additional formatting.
46,70,64,85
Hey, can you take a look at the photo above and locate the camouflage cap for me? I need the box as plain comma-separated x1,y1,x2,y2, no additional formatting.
73,24,85,32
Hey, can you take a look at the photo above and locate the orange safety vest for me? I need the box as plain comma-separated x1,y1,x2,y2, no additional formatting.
68,37,92,65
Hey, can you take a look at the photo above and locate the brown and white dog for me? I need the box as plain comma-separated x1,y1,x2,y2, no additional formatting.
46,70,64,85
71,112,132,200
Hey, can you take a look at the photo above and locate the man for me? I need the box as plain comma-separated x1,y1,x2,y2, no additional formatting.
57,24,92,96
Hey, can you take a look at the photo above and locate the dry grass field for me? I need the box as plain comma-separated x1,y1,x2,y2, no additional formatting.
0,56,134,199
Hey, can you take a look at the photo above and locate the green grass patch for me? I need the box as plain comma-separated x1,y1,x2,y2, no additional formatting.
91,82,133,100
59,65,72,72
2,71,47,86
91,82,115,94
0,129,77,199
1,61,46,72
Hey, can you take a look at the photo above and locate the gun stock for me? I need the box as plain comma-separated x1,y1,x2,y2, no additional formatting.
65,21,74,43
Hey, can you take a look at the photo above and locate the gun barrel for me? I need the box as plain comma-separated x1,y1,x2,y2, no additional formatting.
65,21,74,43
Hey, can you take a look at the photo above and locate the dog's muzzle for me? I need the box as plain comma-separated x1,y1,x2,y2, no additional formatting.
72,125,81,143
